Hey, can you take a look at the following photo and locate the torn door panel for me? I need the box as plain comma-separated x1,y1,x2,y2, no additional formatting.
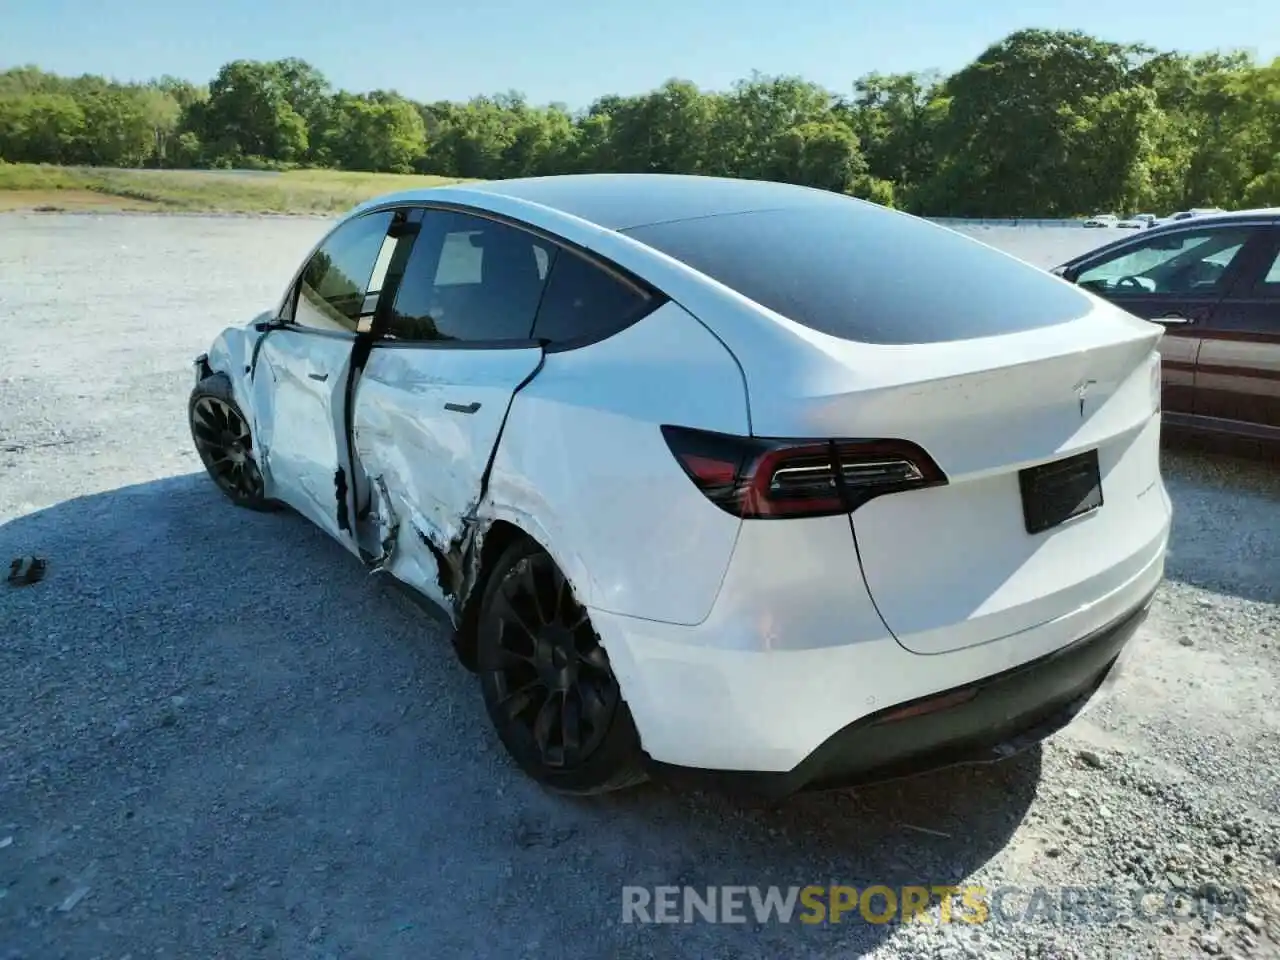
370,489,460,617
352,393,483,618
350,343,544,612
354,379,473,548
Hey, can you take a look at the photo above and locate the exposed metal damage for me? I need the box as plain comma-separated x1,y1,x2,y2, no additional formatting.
363,472,493,627
368,474,399,569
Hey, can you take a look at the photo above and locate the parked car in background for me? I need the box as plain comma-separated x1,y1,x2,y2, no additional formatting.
1083,213,1119,228
188,174,1170,797
1161,208,1225,225
1129,214,1159,228
1116,217,1147,229
1053,209,1280,453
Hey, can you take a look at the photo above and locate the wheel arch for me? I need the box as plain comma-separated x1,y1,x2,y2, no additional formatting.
202,324,263,424
453,510,594,672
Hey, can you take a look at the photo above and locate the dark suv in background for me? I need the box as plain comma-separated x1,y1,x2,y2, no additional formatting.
1054,210,1280,458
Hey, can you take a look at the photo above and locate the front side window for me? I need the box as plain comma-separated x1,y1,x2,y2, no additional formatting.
1075,228,1255,298
293,211,396,333
386,210,552,343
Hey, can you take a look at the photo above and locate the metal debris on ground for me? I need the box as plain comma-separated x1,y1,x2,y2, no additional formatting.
899,822,953,838
7,555,46,586
57,886,91,912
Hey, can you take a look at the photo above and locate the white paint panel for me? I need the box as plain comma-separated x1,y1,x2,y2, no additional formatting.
592,532,1164,771
249,328,356,547
674,288,1169,655
204,319,264,416
855,413,1169,653
482,301,748,625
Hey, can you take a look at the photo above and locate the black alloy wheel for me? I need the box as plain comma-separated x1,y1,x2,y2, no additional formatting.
189,375,276,511
478,540,646,794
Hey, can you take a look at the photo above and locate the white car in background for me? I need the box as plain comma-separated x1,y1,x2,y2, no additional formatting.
1161,208,1225,225
1083,213,1120,228
1116,215,1156,229
189,174,1170,797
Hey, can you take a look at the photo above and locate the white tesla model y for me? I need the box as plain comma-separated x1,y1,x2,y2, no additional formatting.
189,174,1170,797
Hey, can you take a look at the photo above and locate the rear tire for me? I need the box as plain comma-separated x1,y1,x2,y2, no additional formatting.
476,539,648,795
188,374,279,512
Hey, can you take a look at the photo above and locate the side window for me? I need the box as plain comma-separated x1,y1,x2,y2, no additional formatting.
386,211,551,343
1075,228,1255,298
293,211,396,333
531,247,655,346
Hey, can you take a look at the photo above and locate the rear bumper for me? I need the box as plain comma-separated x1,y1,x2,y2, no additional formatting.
591,514,1165,777
646,588,1153,799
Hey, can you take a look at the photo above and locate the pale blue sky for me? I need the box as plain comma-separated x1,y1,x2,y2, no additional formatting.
1,0,1275,107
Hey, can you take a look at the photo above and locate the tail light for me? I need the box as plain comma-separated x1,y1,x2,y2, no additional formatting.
660,425,946,519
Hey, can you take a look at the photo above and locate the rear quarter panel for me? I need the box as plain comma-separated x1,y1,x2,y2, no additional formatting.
480,301,750,626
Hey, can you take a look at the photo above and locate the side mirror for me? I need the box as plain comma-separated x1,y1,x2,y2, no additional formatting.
252,314,288,333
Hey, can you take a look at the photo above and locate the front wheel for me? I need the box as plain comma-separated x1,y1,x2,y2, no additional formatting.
476,540,647,795
188,374,278,512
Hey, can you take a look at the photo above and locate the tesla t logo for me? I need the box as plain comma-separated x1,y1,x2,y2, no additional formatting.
1073,379,1097,417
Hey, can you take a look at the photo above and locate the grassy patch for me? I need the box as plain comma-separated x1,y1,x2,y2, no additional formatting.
0,164,472,214
0,188,162,212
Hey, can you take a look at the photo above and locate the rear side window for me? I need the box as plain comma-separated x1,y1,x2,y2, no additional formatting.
623,205,1093,344
532,248,656,346
386,210,551,343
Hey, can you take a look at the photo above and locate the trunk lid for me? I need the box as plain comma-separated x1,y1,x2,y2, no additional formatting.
742,304,1168,655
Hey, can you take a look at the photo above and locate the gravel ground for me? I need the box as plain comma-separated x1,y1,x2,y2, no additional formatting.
1,213,1277,960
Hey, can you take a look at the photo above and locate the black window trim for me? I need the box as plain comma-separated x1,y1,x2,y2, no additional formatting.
356,200,669,353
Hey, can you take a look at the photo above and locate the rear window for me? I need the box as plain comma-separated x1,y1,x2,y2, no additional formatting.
623,205,1093,344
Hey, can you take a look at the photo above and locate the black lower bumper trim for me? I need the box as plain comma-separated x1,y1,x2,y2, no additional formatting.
647,589,1156,800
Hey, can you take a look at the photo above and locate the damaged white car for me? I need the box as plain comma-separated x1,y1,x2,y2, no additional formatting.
190,174,1170,798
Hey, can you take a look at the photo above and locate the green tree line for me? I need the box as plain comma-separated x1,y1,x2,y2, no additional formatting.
2,28,1278,216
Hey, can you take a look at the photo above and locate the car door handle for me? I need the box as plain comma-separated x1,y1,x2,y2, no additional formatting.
444,401,481,414
1154,314,1194,324
308,371,329,381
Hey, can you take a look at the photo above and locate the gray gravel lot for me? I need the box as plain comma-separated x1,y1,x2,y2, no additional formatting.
1,213,1278,960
